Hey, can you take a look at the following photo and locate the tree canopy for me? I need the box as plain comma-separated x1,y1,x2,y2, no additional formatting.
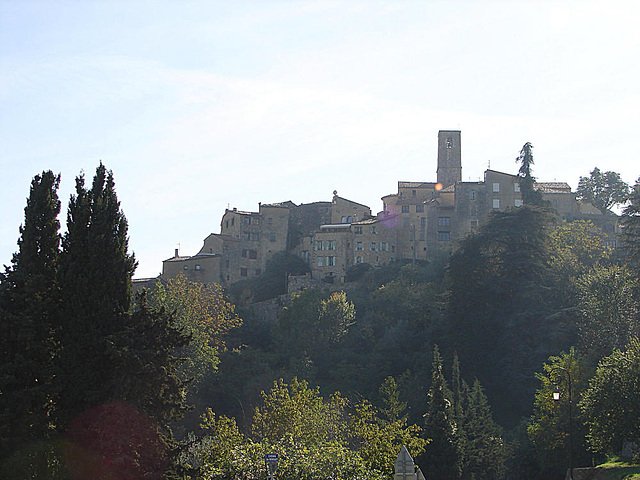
577,167,629,214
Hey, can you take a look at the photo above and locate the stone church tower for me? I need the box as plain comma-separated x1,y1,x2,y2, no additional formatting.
436,130,462,188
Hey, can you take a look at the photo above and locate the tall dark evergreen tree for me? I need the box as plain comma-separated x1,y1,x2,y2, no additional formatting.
0,171,61,461
447,204,557,423
52,163,189,478
516,142,545,206
421,346,460,480
460,380,506,480
56,162,137,426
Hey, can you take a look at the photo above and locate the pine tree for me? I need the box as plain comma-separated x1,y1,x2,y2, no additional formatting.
460,380,505,480
421,345,460,480
0,171,61,460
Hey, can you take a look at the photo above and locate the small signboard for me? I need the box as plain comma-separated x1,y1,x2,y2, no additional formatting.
265,453,279,463
265,453,279,478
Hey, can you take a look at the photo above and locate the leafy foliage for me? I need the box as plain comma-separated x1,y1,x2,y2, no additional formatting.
527,349,593,478
580,338,640,459
150,274,242,384
621,178,640,271
577,167,630,214
447,205,559,422
576,264,639,359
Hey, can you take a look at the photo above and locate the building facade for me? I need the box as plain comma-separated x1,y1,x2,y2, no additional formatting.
162,130,618,286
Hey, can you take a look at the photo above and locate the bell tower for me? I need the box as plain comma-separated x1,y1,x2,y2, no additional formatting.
436,130,462,188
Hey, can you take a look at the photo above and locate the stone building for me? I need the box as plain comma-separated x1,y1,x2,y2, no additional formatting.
162,130,618,287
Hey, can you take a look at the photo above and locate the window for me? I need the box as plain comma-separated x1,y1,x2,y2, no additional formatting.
515,199,523,207
315,240,322,251
355,255,364,264
470,190,476,200
251,232,260,241
514,183,521,193
412,190,416,196
353,226,363,235
370,226,377,234
416,204,424,213
421,218,426,227
493,182,500,193
244,217,251,225
438,231,451,241
326,240,336,250
369,242,377,252
195,265,201,270
438,217,450,227
341,216,347,223
231,218,235,226
253,218,260,225
183,265,188,270
317,256,324,267
267,217,273,225
301,251,309,263
493,199,500,209
270,232,276,242
419,230,425,241
249,250,257,259
225,220,229,228
401,205,409,213
327,256,336,266
355,242,364,251
240,267,248,277
470,220,479,229
446,137,452,148
347,215,353,223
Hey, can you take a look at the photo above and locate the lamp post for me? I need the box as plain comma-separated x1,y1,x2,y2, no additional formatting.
551,366,573,480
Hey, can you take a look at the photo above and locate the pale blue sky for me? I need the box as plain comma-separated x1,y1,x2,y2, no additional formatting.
1,0,638,278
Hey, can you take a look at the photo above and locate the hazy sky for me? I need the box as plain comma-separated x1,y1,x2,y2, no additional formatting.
1,0,638,278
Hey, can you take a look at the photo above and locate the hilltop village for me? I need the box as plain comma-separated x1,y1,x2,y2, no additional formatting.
160,130,616,287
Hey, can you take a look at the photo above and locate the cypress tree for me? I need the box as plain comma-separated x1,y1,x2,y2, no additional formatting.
0,171,61,461
56,162,137,426
422,345,460,480
53,163,189,478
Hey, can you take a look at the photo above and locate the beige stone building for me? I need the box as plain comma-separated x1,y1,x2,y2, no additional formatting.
161,130,618,287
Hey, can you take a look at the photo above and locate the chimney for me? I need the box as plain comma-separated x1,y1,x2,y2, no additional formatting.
174,248,179,258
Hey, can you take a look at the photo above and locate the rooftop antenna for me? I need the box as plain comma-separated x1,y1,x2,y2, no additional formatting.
488,159,491,169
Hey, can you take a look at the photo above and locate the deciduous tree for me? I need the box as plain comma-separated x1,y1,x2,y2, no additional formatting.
621,177,640,272
577,167,629,214
580,338,640,459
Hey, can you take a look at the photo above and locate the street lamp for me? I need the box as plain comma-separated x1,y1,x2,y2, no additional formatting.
551,366,573,480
